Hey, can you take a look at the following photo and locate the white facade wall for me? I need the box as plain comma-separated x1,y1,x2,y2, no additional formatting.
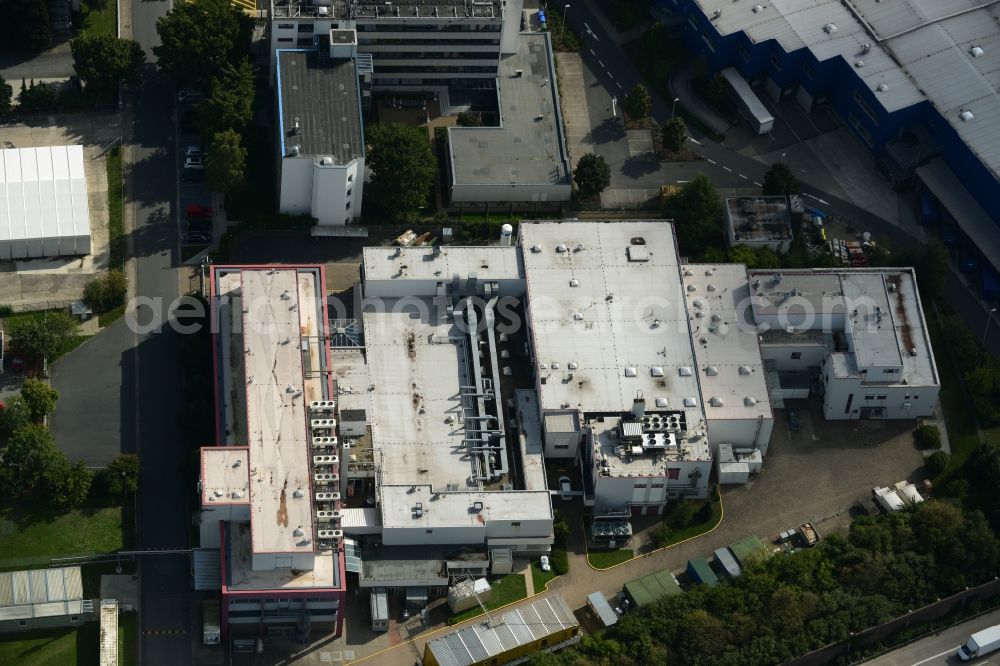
449,182,571,204
822,366,939,421
483,518,552,539
279,156,363,226
200,505,250,549
754,312,847,334
760,342,827,372
279,157,313,215
593,459,711,514
707,416,774,456
381,525,486,546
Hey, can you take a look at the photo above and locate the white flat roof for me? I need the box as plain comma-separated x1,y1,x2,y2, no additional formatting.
361,298,477,490
514,389,547,492
227,523,339,590
201,447,250,506
750,269,937,387
238,268,326,554
682,264,772,421
380,485,551,530
520,221,706,424
362,245,522,283
0,146,91,257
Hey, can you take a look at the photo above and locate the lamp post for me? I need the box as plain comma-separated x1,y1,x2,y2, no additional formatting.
671,97,680,119
559,4,570,45
983,307,997,344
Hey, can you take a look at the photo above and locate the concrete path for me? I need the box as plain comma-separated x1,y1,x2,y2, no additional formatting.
556,53,593,172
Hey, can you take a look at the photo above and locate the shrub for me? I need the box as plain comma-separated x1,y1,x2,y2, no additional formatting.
0,395,32,434
550,547,569,575
83,269,128,313
925,450,950,478
456,111,481,127
20,377,59,421
914,424,942,450
0,304,13,317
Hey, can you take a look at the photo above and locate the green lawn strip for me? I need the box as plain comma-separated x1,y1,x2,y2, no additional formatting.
0,506,123,569
531,560,557,591
98,304,126,328
77,0,116,38
587,549,635,569
447,574,527,625
0,627,79,666
923,306,980,471
119,612,137,666
106,148,124,268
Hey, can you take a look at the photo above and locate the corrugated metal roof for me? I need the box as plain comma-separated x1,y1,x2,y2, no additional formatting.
586,592,619,626
691,0,1000,180
193,549,222,591
728,535,771,568
426,594,578,666
0,567,84,622
714,547,742,577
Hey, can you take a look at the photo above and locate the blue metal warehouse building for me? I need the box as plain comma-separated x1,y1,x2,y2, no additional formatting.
657,0,1000,294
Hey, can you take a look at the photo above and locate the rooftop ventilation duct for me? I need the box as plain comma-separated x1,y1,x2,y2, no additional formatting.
971,46,984,57
823,23,837,34
960,109,974,121
624,366,638,377
709,397,724,407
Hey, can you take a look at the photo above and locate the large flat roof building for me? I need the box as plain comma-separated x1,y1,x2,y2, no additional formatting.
445,33,572,204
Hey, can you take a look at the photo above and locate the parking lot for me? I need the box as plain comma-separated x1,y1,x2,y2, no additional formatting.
175,93,214,255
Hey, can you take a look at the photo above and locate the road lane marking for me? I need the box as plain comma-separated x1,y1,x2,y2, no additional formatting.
616,81,623,89
803,193,830,205
689,137,702,145
722,166,733,172
677,180,689,183
912,647,959,666
753,181,762,186
707,158,717,165
589,49,595,55
739,174,748,180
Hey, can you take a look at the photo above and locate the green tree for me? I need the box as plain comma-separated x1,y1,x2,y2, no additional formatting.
662,116,687,152
71,34,145,100
0,423,60,497
7,311,79,362
20,378,59,422
0,0,51,52
366,122,437,215
103,453,140,495
915,242,949,300
663,173,723,259
83,269,128,313
17,79,57,112
153,0,253,89
456,111,481,127
46,458,93,509
0,395,32,434
196,58,254,139
925,450,950,478
205,128,248,193
0,75,13,116
762,162,800,196
573,153,611,197
727,244,757,267
624,83,652,120
755,246,781,268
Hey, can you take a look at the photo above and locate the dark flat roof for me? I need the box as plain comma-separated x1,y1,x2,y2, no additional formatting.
276,50,364,163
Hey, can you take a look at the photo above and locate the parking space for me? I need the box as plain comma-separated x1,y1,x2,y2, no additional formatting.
175,95,213,253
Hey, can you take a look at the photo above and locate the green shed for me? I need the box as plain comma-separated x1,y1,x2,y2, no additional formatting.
623,569,682,608
728,535,771,569
686,557,719,587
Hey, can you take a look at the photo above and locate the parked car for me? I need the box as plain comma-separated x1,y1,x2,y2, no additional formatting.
539,555,551,572
787,409,801,432
558,476,572,501
181,169,205,183
185,203,212,220
179,112,198,134
185,145,205,158
184,156,205,169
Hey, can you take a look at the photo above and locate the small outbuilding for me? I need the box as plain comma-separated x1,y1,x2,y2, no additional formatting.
0,566,88,633
686,557,719,587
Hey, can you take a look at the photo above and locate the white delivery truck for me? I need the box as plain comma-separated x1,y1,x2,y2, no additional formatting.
957,624,1000,661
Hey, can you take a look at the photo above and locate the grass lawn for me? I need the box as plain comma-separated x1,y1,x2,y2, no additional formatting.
107,148,124,269
447,574,527,625
923,306,980,471
587,549,635,569
0,627,80,666
0,505,123,570
655,486,724,549
531,560,557,591
98,304,126,328
77,0,116,38
0,309,88,361
119,612,137,666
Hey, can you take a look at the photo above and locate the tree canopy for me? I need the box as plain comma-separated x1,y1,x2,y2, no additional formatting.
0,424,60,498
83,269,128,314
102,453,141,495
0,395,31,434
366,123,437,215
573,153,611,198
624,84,652,120
205,128,248,194
662,117,687,153
0,75,13,116
0,0,51,53
663,174,724,259
7,311,79,362
20,378,59,422
762,162,800,196
153,0,253,89
71,34,145,100
196,59,255,139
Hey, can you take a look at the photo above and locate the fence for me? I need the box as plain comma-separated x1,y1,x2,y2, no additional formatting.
788,577,1000,666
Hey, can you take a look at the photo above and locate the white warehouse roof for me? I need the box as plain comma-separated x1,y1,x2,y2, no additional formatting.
0,146,92,260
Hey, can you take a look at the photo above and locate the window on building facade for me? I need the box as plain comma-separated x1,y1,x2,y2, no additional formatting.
667,468,680,479
865,395,875,400
770,53,783,71
877,395,887,400
739,44,750,62
298,23,314,33
791,352,802,359
852,89,880,125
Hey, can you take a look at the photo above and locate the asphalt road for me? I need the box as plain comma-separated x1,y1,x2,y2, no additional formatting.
866,607,1000,666
0,42,74,82
128,0,196,662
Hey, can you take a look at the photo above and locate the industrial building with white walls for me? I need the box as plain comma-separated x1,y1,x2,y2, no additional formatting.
197,222,940,638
